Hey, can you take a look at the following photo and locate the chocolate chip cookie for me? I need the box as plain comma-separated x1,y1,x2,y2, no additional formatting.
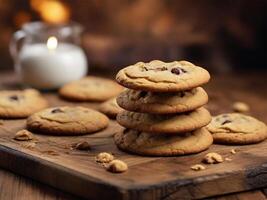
117,87,208,114
116,60,210,92
207,113,267,144
117,107,211,134
99,98,124,119
59,76,123,102
0,89,48,118
114,128,213,156
27,106,109,135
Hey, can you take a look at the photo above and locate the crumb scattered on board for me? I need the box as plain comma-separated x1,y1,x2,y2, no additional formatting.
95,152,128,173
232,101,250,113
14,129,33,141
74,141,91,150
191,164,206,171
107,160,128,173
95,152,114,163
203,152,224,164
231,149,237,154
225,158,232,161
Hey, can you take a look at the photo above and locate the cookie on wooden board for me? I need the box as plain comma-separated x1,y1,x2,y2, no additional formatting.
117,107,211,134
99,98,124,119
207,113,267,144
27,106,109,135
59,76,123,102
114,128,213,156
0,89,48,118
116,60,210,92
116,87,208,114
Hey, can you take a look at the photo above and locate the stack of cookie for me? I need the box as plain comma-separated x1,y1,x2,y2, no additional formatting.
114,60,213,156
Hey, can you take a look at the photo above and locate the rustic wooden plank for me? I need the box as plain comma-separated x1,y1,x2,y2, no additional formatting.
207,190,267,200
0,168,79,200
0,72,266,200
1,117,267,200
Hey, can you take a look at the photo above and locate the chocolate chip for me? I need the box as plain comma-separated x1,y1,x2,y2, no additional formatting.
9,95,19,101
221,120,231,125
51,108,63,114
179,92,185,97
138,91,148,98
154,67,168,71
171,67,186,75
143,67,149,71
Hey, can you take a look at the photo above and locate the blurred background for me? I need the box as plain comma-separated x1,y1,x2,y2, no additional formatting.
0,0,266,74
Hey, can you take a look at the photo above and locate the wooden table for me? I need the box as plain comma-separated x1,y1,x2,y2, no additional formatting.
0,71,266,200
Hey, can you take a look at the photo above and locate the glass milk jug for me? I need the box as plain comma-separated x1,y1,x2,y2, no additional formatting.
10,21,88,89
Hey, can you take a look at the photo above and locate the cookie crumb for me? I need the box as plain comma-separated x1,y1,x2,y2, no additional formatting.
203,152,223,164
96,152,114,163
191,164,206,171
233,102,250,113
14,129,33,141
225,158,232,161
74,141,91,150
230,149,237,154
107,160,128,173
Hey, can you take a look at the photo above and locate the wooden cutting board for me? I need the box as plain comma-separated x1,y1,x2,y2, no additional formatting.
0,74,267,200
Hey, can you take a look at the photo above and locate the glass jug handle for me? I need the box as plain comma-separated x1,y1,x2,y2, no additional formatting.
9,30,26,61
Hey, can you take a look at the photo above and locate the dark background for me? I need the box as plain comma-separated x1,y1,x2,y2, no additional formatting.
0,0,266,74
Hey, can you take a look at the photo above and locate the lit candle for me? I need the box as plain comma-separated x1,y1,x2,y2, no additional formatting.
19,36,87,89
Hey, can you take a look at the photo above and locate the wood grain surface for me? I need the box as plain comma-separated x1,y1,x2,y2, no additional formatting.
0,72,267,200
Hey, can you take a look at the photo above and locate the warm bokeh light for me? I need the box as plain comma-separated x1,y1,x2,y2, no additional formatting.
47,36,58,50
30,0,70,24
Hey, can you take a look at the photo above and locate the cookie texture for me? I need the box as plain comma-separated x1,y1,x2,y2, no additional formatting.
117,87,208,114
0,89,48,118
116,60,210,92
27,106,109,135
59,76,123,102
114,128,213,156
99,98,124,119
207,113,267,144
117,107,211,134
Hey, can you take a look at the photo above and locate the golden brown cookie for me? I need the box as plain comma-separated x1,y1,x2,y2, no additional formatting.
114,128,213,156
116,60,210,92
117,107,211,134
0,89,48,118
99,98,124,119
207,113,267,144
27,106,109,135
117,87,208,114
59,76,123,102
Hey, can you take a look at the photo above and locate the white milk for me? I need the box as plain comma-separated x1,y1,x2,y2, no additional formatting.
19,43,87,89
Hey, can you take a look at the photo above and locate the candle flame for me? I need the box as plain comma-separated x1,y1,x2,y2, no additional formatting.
30,0,70,24
47,36,58,50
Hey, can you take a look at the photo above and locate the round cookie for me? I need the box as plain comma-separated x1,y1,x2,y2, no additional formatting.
0,89,48,118
99,98,124,119
117,87,208,114
117,107,211,134
114,128,213,156
207,113,267,144
59,76,123,102
116,60,210,92
27,106,109,135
